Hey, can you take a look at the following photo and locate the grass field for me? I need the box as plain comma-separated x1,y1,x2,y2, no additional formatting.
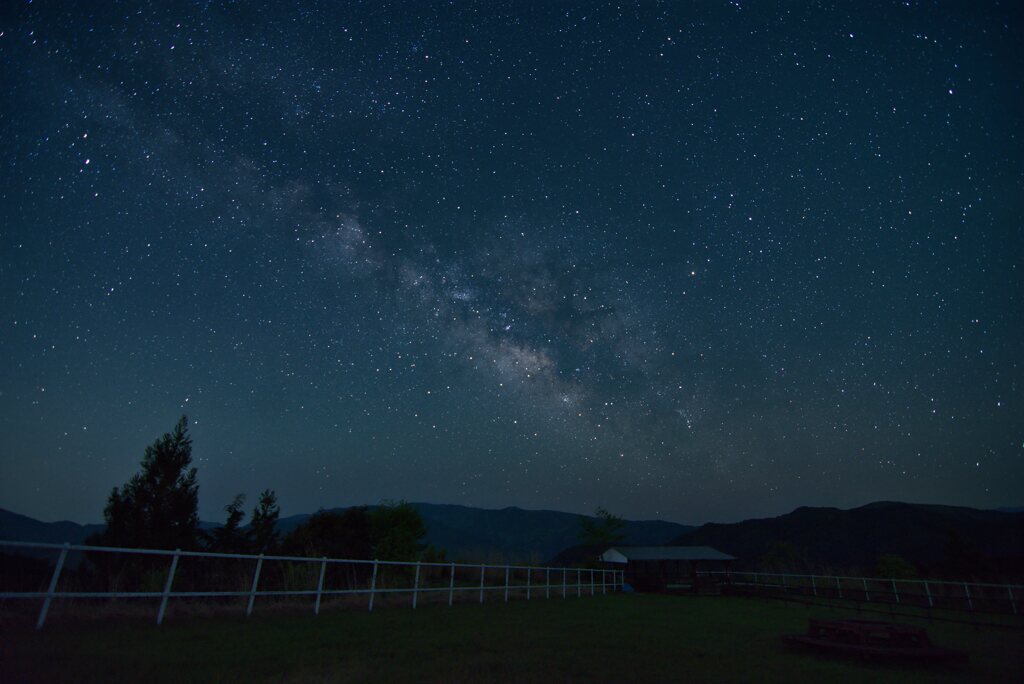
2,593,1022,683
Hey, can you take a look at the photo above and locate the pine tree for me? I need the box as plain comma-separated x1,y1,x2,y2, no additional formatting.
99,416,200,550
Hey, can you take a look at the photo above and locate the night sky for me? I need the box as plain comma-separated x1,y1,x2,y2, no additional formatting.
1,1,1021,526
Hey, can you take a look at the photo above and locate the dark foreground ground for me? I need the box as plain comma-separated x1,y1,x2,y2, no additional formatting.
1,593,1022,683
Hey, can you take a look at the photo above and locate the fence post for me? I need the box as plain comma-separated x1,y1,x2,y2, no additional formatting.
924,580,933,608
1008,586,1016,615
368,560,379,612
862,578,869,602
835,576,842,599
964,583,973,612
246,554,264,617
314,558,327,615
156,549,180,626
590,569,595,596
526,567,531,600
811,575,816,597
36,542,70,630
504,566,510,602
412,561,421,609
562,568,567,599
892,579,899,604
602,569,607,595
479,564,485,604
577,569,581,598
448,562,456,607
781,574,787,593
546,568,550,599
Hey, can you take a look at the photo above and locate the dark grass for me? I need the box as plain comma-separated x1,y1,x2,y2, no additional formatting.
729,587,1024,630
2,593,1022,683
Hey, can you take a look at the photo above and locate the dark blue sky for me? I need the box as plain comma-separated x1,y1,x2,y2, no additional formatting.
1,1,1021,525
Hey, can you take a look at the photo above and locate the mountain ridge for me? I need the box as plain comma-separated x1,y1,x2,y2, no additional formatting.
671,500,1024,580
277,502,692,562
6,500,1023,578
0,502,692,564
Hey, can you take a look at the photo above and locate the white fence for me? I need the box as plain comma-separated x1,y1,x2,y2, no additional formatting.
0,540,623,630
700,570,1021,616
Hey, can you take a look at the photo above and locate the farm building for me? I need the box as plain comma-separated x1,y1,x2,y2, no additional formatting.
600,546,736,591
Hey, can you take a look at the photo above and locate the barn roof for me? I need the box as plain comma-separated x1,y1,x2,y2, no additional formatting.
601,546,736,563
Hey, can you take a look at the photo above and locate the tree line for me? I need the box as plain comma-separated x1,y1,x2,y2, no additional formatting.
87,416,440,562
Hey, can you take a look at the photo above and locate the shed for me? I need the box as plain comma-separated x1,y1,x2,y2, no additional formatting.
600,546,736,591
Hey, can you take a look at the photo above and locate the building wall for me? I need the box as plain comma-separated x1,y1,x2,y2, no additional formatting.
624,559,732,590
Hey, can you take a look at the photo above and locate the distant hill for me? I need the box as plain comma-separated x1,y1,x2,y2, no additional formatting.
7,500,1024,579
278,503,693,563
671,501,1024,580
0,504,692,565
0,508,105,547
0,508,107,568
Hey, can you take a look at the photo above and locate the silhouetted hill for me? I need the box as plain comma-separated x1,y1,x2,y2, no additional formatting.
278,503,693,563
0,508,105,547
0,504,691,565
0,508,107,568
671,501,1024,580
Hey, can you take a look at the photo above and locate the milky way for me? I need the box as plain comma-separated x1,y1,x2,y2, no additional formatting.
1,2,1021,524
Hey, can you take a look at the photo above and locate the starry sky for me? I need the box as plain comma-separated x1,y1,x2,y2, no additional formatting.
1,1,1021,526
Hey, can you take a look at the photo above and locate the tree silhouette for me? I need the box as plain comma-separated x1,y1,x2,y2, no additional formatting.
579,507,626,546
757,540,803,573
207,494,247,553
97,416,200,550
281,508,373,559
250,489,280,553
876,553,919,580
369,501,428,561
280,502,433,562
